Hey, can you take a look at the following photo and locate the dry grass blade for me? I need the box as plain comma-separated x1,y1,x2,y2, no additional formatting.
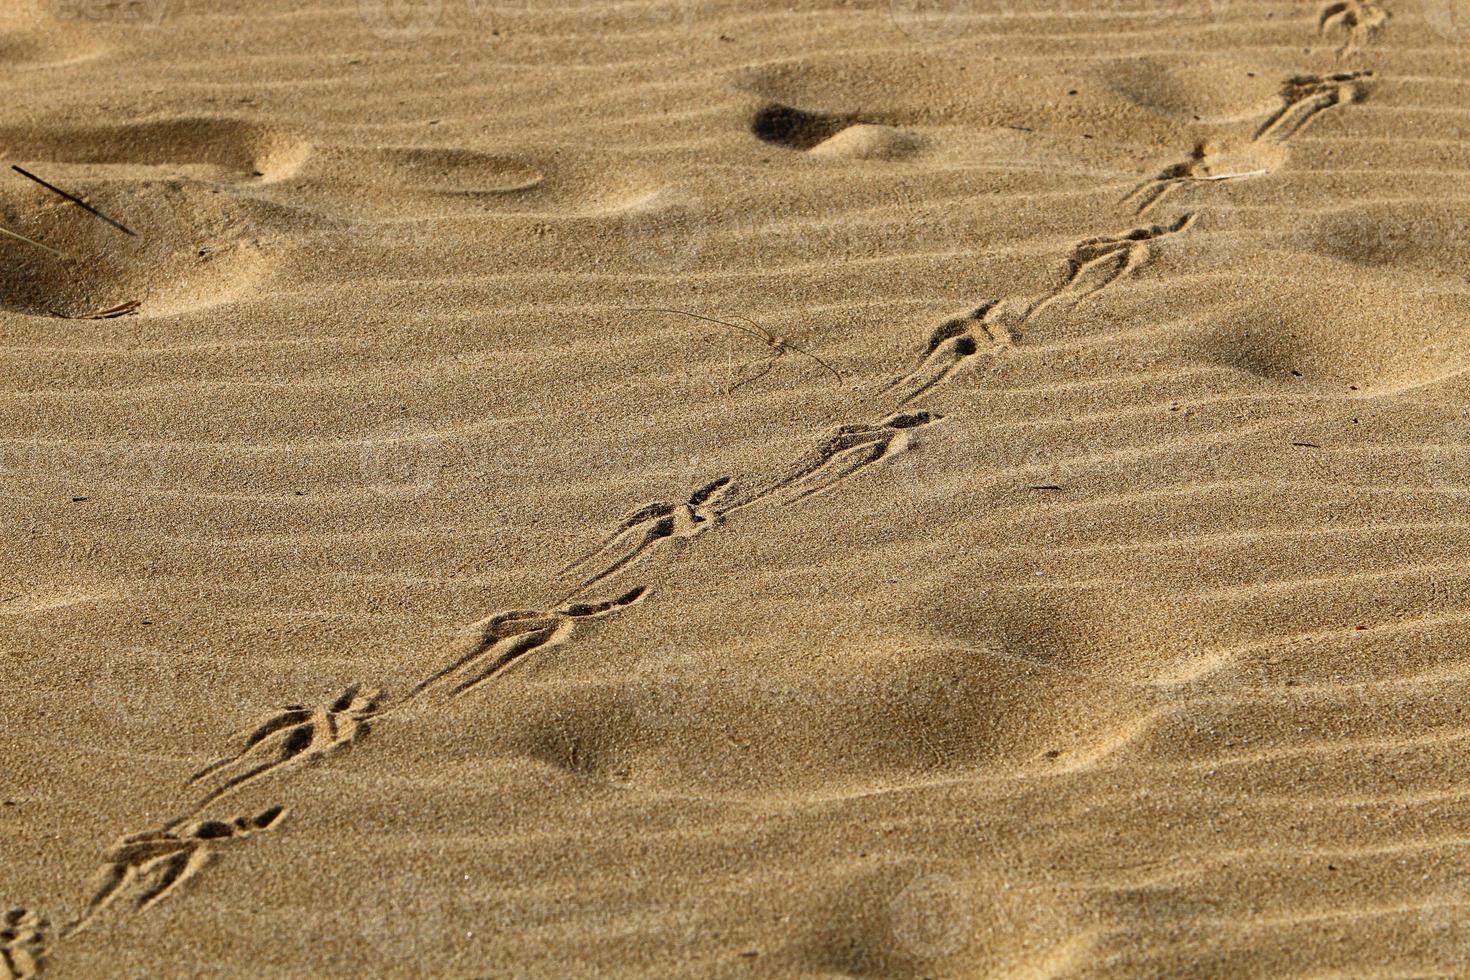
0,224,65,258
627,307,844,383
52,300,142,320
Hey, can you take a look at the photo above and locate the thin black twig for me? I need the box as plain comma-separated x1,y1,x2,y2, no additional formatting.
11,165,137,238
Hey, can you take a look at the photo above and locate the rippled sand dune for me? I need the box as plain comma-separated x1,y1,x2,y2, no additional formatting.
4,0,1470,976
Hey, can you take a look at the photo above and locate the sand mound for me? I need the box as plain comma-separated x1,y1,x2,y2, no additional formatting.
808,124,923,160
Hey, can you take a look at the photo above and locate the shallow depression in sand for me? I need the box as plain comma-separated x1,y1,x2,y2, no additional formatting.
1187,275,1470,391
499,612,1155,801
0,177,279,318
1097,57,1282,122
0,119,311,182
1290,201,1470,280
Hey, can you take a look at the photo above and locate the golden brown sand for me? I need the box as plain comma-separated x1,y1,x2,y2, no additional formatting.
4,0,1470,975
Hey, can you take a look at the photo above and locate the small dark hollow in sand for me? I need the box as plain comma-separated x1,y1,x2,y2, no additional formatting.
751,103,856,151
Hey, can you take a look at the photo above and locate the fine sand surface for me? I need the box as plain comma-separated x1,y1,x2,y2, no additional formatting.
3,0,1470,976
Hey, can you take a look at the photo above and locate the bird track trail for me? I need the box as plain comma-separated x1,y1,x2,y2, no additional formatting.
13,30,1389,972
1128,64,1374,216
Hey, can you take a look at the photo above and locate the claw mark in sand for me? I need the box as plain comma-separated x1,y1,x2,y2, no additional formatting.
1124,143,1270,215
756,410,944,505
884,302,1010,404
1023,214,1196,324
184,686,379,812
1255,71,1372,144
1319,1,1387,56
409,586,647,700
562,478,738,593
64,806,287,938
1,909,47,980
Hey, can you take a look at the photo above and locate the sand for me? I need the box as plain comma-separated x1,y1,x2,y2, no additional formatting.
2,0,1469,975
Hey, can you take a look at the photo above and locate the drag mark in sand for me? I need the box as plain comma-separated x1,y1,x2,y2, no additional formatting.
1124,143,1273,215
